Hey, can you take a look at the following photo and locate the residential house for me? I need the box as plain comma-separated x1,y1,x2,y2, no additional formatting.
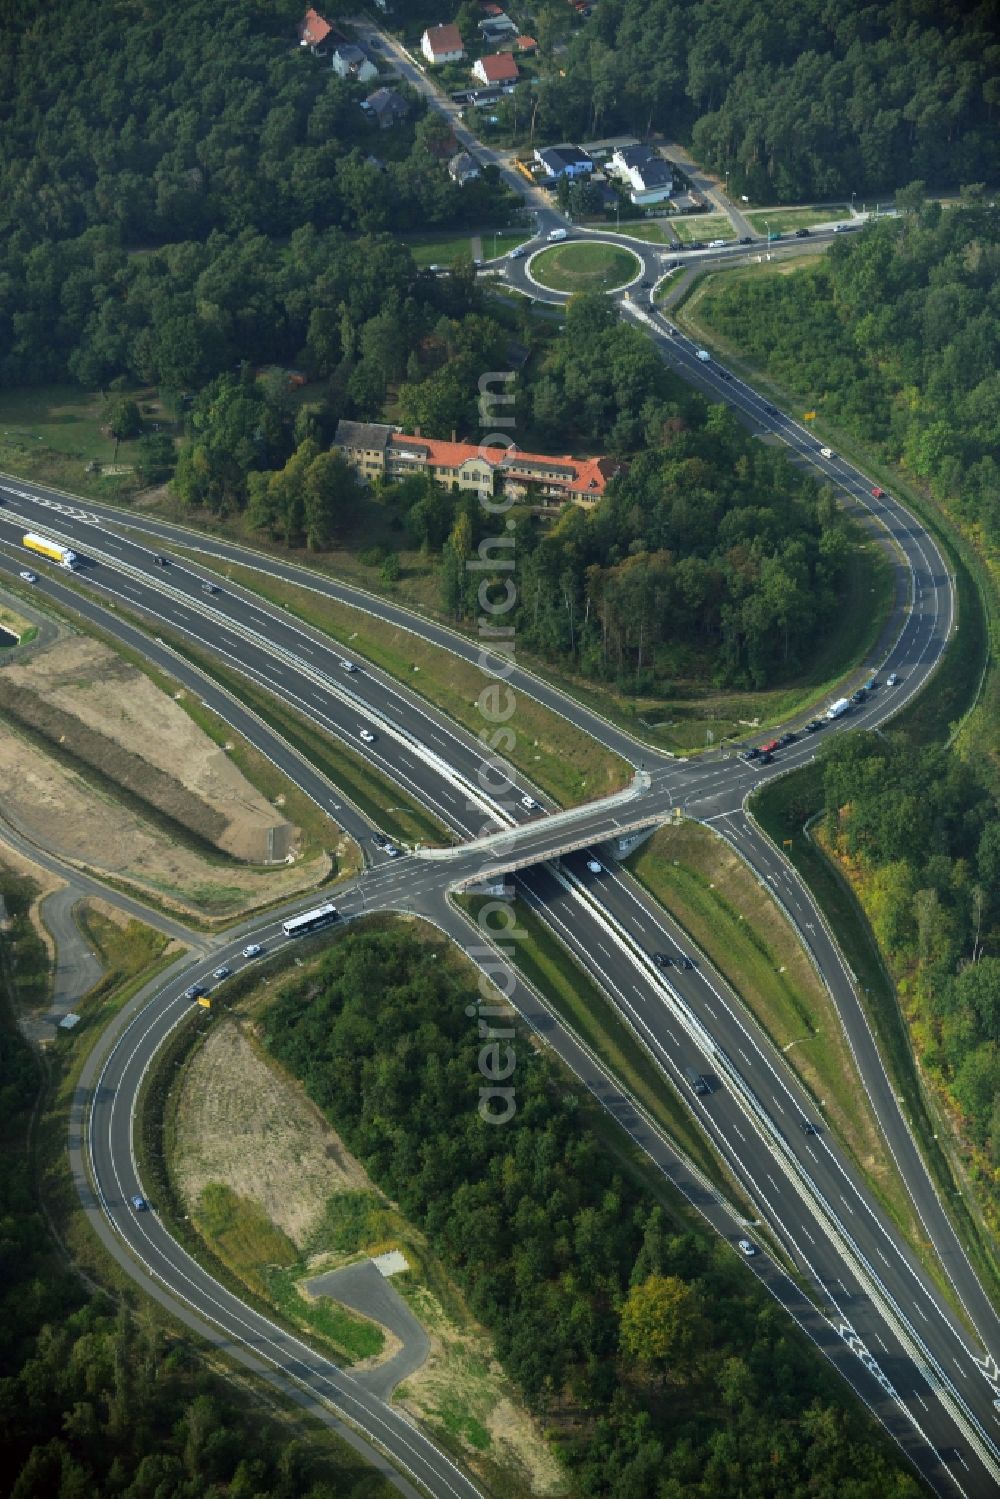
479,13,518,43
535,144,594,180
472,51,518,86
331,43,378,83
421,23,465,65
333,421,621,506
448,150,481,185
610,144,674,205
362,86,410,128
515,35,538,54
298,8,337,54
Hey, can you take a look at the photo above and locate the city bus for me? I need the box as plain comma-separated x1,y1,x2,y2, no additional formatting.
281,902,338,938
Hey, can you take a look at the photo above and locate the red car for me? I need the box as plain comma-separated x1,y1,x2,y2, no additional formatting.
871,486,885,498
760,739,780,754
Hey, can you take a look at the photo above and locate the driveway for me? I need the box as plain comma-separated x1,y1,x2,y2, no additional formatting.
304,1259,430,1401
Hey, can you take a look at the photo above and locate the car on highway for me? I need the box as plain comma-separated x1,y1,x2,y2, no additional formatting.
833,223,860,232
18,569,37,582
739,235,753,244
763,403,779,415
819,446,834,458
778,730,797,746
184,984,207,1000
154,554,169,566
340,658,357,672
696,349,711,361
359,727,376,743
804,719,824,733
708,238,727,248
383,842,401,858
520,794,540,810
652,952,673,968
794,227,811,237
242,943,263,958
547,227,568,242
509,245,527,259
742,745,760,759
686,239,705,250
871,486,885,498
130,1195,148,1211
887,671,900,686
865,676,878,691
202,581,219,594
718,369,732,380
586,858,603,874
850,688,867,704
212,965,231,980
737,1238,757,1256
759,750,774,764
801,1121,819,1135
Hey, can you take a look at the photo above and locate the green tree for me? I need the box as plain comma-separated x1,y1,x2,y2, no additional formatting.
619,1273,703,1376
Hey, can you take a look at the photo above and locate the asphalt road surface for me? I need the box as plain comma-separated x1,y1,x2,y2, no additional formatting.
1,227,997,1499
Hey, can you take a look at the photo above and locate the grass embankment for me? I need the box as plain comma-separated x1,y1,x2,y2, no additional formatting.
671,215,736,243
456,891,742,1206
615,219,675,245
530,241,641,293
627,823,942,1276
178,553,631,807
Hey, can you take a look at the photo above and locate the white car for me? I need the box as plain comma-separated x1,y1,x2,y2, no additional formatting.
384,843,400,858
696,349,711,361
547,228,568,242
18,570,37,582
737,1239,757,1257
886,671,900,686
212,965,232,980
340,659,357,672
520,794,539,811
819,446,834,458
586,859,603,874
242,943,263,958
359,728,376,743
708,238,727,248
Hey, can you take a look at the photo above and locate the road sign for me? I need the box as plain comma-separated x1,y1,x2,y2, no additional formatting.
197,997,212,1009
803,410,817,421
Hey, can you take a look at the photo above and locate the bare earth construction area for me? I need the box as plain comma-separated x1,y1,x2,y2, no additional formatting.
0,635,340,918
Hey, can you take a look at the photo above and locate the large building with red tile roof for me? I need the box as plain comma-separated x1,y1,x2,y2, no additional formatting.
421,23,466,64
334,421,621,506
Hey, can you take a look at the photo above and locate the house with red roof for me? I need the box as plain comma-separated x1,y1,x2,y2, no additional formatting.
333,422,622,507
298,8,335,54
472,52,519,86
421,23,466,65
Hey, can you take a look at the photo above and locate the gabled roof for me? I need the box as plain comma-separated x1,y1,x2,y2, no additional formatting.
387,434,620,497
299,8,332,47
476,51,518,81
334,43,368,64
448,150,481,180
538,144,591,171
335,419,396,451
364,86,409,118
423,22,464,56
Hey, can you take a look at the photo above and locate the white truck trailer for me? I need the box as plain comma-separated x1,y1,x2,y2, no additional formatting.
826,697,850,720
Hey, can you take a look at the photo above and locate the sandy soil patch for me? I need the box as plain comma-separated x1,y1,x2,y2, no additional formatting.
172,1019,374,1247
1,637,291,861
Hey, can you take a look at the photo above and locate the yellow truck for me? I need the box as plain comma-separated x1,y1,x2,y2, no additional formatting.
22,532,78,569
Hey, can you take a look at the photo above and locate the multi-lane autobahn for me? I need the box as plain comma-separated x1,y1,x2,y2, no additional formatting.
2,179,998,1499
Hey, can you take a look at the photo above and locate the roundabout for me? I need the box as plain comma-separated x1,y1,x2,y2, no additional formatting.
528,238,642,294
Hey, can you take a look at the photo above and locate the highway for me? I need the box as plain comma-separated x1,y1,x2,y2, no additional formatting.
2,128,998,1499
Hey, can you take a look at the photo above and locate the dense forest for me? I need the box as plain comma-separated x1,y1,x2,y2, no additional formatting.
530,0,1000,201
264,926,922,1499
0,870,390,1499
699,203,1000,543
0,0,513,389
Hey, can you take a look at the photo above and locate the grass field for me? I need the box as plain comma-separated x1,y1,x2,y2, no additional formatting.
404,234,478,268
616,219,675,245
745,206,848,234
671,215,736,244
531,240,641,292
0,383,162,501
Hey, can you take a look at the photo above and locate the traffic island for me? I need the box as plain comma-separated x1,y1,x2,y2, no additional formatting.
529,240,642,294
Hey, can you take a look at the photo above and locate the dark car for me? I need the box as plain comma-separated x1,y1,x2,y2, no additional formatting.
759,750,774,764
778,731,797,746
184,984,207,1001
804,719,824,733
686,239,705,250
154,554,169,567
739,235,753,244
652,952,673,968
718,369,732,380
763,403,779,415
742,745,760,760
679,955,695,970
794,227,811,237
850,688,867,704
801,1121,819,1135
131,1195,148,1211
